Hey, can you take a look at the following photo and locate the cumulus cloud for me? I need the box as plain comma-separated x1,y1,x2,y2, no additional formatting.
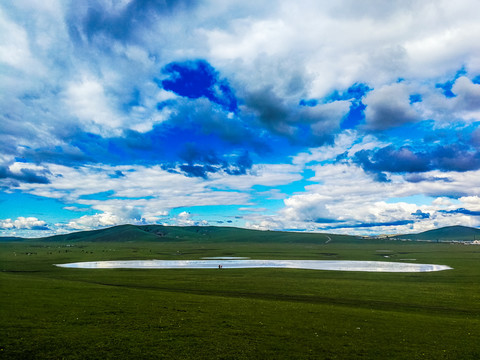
67,0,195,45
244,161,480,234
63,76,124,134
0,163,51,185
451,76,480,115
292,131,386,166
354,144,480,175
175,211,196,226
176,142,253,178
2,0,480,235
300,101,351,139
0,7,38,71
8,161,302,231
65,213,121,231
244,87,293,136
363,83,420,130
0,217,49,230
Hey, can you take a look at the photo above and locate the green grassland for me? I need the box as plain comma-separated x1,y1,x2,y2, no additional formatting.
2,227,480,359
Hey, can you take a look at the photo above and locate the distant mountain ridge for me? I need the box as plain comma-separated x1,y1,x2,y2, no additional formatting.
393,225,480,241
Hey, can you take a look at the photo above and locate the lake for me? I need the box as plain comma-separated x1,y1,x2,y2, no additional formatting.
55,259,452,272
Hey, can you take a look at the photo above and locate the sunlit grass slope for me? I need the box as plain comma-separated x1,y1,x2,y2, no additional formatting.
34,224,360,244
393,225,480,241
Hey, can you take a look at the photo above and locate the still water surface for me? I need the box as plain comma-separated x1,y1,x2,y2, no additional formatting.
56,259,452,272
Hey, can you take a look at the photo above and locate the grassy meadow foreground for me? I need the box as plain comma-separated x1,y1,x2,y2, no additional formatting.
1,225,480,359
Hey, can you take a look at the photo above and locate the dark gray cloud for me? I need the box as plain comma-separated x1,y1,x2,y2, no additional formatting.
68,0,194,44
363,83,420,131
433,145,480,172
438,208,480,216
404,174,452,183
354,144,480,177
0,165,51,184
411,210,430,219
178,143,253,178
323,219,415,230
244,87,293,136
243,87,348,146
354,146,430,173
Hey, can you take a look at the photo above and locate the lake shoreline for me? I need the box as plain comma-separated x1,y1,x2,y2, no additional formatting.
55,259,452,272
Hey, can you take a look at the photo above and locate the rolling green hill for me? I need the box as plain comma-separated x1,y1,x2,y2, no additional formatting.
393,225,480,241
5,224,361,244
0,236,25,242
37,224,160,242
3,224,480,243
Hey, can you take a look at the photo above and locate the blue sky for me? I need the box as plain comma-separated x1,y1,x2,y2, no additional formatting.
1,0,480,237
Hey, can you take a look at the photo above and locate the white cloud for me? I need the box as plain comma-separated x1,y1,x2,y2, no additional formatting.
244,215,286,231
8,162,47,175
459,196,480,211
66,213,124,231
0,216,48,230
11,152,478,235
2,0,480,236
415,76,480,124
2,0,479,146
432,197,454,206
63,76,124,134
176,211,195,226
208,163,303,190
292,131,387,165
12,162,301,229
202,0,480,99
10,0,64,15
0,8,40,72
206,18,292,63
63,206,90,212
238,207,268,212
243,160,480,234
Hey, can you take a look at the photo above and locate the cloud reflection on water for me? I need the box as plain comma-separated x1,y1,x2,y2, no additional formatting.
55,260,452,272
